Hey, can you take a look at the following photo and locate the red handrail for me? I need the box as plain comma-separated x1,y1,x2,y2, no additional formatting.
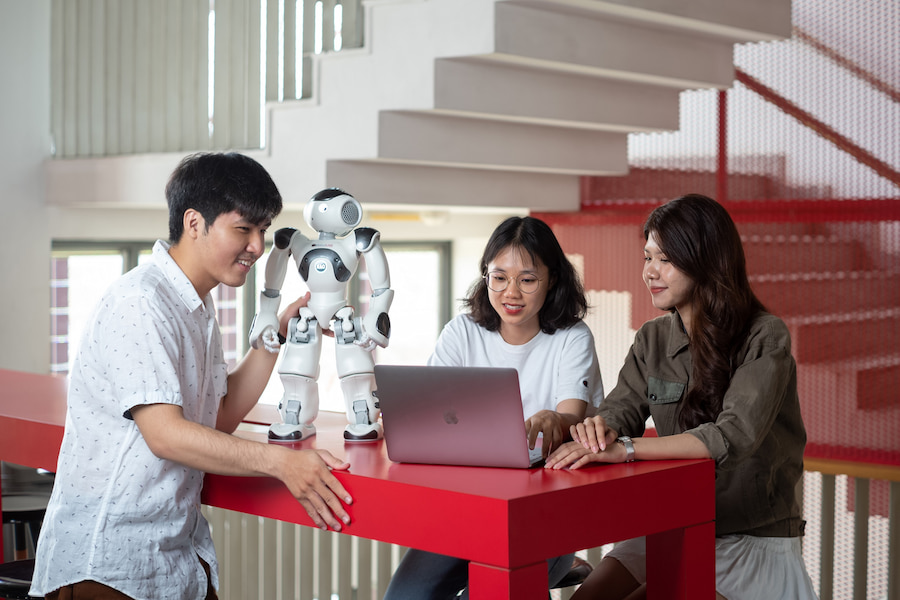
735,69,900,188
793,26,900,104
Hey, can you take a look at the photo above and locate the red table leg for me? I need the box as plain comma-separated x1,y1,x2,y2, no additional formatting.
647,520,716,599
468,560,548,600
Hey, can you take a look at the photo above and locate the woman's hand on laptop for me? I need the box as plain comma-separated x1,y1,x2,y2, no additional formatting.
525,401,584,457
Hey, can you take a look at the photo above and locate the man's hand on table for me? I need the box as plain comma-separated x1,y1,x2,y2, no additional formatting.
275,447,353,531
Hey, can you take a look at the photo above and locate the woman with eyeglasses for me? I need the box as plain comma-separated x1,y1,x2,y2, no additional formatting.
383,215,604,600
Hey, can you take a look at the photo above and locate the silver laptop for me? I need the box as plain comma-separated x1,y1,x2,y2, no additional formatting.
374,365,544,469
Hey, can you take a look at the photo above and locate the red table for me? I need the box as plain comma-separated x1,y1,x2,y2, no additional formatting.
0,369,716,599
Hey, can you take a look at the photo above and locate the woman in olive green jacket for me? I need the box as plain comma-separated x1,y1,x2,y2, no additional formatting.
545,194,817,600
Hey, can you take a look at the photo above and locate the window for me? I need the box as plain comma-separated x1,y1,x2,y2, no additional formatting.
50,241,451,416
50,242,242,375
51,243,144,375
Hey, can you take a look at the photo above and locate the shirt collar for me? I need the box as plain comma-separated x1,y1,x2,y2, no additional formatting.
152,240,212,314
666,311,690,357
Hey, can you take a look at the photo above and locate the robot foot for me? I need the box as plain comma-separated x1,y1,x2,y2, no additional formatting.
343,422,384,443
268,423,317,443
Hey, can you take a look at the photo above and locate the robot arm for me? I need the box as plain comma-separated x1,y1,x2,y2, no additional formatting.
355,289,393,351
353,227,394,351
249,227,298,353
249,293,283,353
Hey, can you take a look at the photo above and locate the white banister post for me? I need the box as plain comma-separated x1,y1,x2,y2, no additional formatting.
299,526,315,600
888,482,899,600
853,478,869,600
820,474,836,600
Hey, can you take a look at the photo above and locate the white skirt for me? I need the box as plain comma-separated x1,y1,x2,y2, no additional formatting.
605,534,818,600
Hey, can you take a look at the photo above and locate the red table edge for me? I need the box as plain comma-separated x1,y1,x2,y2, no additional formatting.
0,369,716,598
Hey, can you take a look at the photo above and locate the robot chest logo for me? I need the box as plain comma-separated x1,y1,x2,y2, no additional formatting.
315,260,328,273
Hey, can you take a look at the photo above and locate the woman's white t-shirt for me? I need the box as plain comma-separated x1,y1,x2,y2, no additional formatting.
427,314,604,419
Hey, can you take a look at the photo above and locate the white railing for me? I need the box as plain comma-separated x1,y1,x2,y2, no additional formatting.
802,460,900,600
202,505,402,600
205,462,899,600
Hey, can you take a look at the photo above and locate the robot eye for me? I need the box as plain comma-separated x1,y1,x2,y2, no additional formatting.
341,201,360,225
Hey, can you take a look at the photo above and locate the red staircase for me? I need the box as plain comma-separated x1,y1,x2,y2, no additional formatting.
536,192,900,471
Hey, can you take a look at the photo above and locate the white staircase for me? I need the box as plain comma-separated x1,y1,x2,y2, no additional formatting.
265,0,792,212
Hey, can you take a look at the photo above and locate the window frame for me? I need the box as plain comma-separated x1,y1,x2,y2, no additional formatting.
51,239,453,379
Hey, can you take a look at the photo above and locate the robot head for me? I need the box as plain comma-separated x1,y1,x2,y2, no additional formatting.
303,188,362,237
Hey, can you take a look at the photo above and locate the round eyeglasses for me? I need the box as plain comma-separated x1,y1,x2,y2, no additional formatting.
484,271,544,294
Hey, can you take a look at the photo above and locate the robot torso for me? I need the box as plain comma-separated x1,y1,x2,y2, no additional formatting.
290,231,360,327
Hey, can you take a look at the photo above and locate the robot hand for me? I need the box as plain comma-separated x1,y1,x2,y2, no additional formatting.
249,292,283,354
351,316,379,352
354,338,377,352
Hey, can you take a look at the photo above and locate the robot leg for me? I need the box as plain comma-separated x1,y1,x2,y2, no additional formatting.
334,328,383,442
269,313,323,443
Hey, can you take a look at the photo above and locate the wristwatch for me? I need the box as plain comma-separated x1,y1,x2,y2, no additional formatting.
616,436,636,463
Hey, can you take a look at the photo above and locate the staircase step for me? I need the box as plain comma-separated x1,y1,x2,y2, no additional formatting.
787,309,900,363
262,0,792,208
857,359,900,411
522,0,792,42
493,2,738,89
798,356,900,452
743,235,874,274
434,57,681,132
752,271,900,317
327,159,581,211
585,167,785,203
739,222,832,237
377,110,628,174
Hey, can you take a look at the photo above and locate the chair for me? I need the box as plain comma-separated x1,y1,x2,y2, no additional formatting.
552,555,593,590
0,558,40,599
2,464,53,562
0,464,52,600
2,497,48,563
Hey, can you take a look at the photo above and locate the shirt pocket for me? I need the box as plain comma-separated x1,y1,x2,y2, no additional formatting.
647,376,685,434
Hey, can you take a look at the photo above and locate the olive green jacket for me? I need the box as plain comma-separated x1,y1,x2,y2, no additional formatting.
600,311,807,537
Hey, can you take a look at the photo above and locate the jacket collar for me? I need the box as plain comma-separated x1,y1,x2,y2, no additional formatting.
666,311,690,357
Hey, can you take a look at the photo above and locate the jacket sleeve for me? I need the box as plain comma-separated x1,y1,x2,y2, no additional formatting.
686,314,796,469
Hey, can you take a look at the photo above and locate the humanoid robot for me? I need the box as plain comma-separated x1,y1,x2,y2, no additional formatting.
249,188,393,443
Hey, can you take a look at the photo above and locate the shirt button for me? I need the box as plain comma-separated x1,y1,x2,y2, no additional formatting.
650,394,657,401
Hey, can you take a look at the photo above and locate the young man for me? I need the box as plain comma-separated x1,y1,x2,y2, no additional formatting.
31,152,353,600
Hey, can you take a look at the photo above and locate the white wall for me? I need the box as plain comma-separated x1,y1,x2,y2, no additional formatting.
0,0,52,373
0,2,515,375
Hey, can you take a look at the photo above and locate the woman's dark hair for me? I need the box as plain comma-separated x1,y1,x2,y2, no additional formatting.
644,194,765,430
166,152,283,243
464,216,587,334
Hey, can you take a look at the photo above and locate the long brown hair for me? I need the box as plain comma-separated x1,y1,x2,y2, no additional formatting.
644,194,765,430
